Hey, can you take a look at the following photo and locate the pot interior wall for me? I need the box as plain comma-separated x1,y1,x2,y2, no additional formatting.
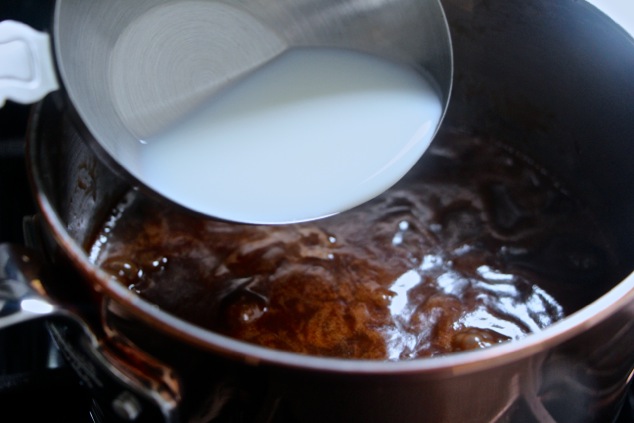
440,0,634,265
28,0,634,323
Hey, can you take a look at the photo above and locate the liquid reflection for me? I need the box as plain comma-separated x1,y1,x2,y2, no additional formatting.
91,131,620,360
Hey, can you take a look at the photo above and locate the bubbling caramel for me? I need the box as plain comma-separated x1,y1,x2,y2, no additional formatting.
89,131,620,360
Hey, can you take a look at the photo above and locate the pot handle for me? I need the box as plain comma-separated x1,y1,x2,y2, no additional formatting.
0,243,182,422
0,243,63,328
0,20,59,107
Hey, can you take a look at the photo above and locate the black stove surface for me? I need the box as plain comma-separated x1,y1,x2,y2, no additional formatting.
0,4,93,421
1,2,633,422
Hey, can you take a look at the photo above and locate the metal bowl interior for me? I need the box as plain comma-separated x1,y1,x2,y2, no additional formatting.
51,0,452,224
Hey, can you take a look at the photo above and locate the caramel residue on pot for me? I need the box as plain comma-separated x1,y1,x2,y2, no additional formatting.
91,131,620,360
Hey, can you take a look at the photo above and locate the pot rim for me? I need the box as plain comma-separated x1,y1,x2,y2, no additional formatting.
27,112,634,377
28,0,634,379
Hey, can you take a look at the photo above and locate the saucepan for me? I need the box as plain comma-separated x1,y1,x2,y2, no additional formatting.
1,0,634,422
0,0,452,223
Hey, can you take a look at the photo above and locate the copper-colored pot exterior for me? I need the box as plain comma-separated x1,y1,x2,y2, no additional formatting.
23,0,634,422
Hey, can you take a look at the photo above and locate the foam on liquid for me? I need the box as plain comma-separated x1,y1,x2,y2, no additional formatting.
137,48,443,223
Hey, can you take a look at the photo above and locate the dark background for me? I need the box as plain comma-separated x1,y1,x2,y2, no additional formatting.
0,0,54,244
0,2,90,422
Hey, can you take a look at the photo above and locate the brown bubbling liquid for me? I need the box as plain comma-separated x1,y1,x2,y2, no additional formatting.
89,131,620,360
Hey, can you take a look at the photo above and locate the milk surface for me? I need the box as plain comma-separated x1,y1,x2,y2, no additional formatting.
138,48,443,223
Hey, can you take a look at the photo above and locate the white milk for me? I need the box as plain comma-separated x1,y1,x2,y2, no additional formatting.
137,48,443,223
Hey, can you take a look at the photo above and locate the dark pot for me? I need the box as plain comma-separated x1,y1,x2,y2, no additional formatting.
1,0,634,422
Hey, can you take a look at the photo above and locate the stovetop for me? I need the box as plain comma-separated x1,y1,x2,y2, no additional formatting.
0,4,94,421
1,2,633,422
0,88,92,422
